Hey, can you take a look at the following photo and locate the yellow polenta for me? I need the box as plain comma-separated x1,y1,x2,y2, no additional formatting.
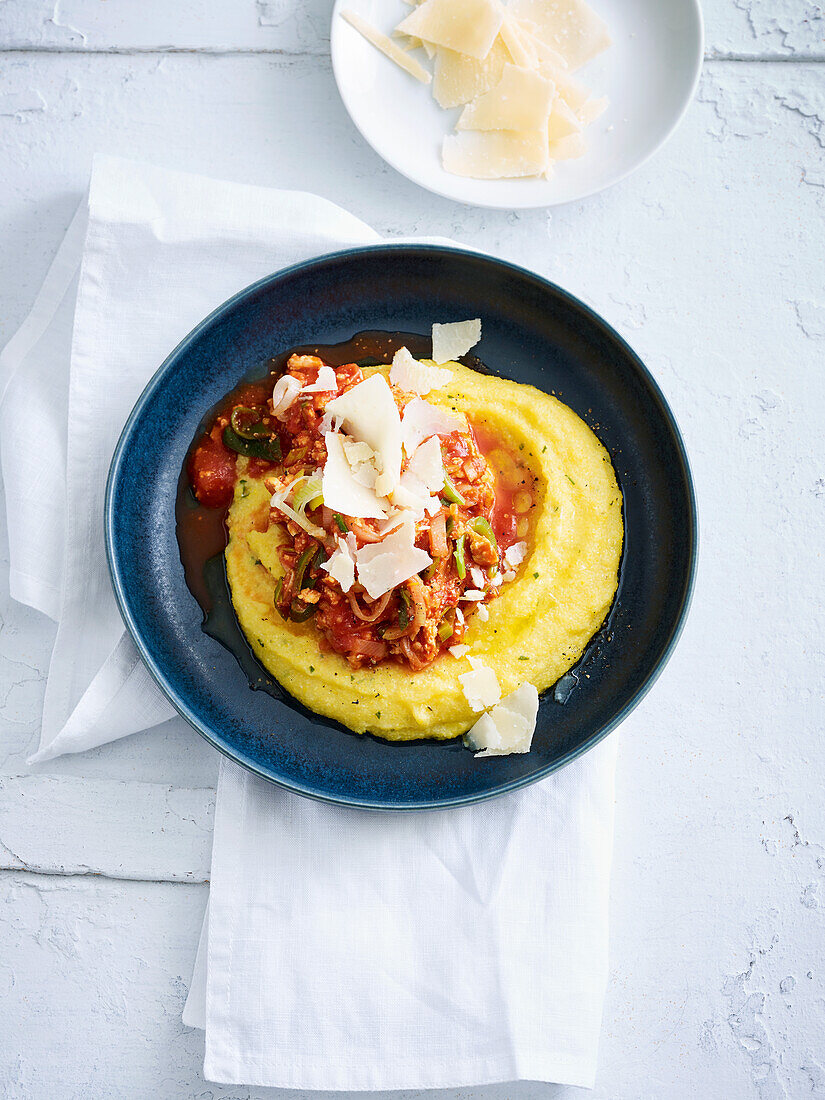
225,360,623,741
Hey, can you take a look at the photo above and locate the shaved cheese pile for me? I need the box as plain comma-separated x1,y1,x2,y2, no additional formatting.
464,683,539,756
338,0,610,181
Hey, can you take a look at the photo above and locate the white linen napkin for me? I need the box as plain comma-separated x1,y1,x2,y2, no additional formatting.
0,155,617,1089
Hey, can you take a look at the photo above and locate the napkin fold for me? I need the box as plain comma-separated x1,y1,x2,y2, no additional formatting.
0,155,617,1089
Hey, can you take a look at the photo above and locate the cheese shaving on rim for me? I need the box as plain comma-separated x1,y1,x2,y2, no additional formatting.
320,533,357,592
301,364,338,394
396,0,503,60
326,374,403,497
431,319,481,364
390,347,452,395
465,683,539,756
355,518,433,599
401,397,466,456
504,541,528,567
272,375,303,419
322,432,388,519
458,656,501,712
340,9,432,84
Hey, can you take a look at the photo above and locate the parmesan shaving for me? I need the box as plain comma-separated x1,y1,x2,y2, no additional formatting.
340,9,432,84
457,64,555,133
516,19,569,69
396,0,503,60
390,347,452,395
432,38,510,108
459,657,502,712
498,14,538,69
443,130,549,179
504,540,528,567
401,397,467,456
449,644,471,658
578,94,609,125
355,518,433,599
476,603,490,622
301,364,338,394
406,435,445,492
547,94,583,141
509,0,611,71
320,534,357,592
322,432,388,519
431,318,481,363
465,683,539,756
549,131,587,160
326,374,403,497
539,57,591,111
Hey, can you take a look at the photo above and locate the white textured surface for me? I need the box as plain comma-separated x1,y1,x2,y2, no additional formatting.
1,0,824,1095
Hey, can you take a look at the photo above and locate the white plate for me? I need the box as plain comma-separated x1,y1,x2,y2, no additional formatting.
331,0,703,208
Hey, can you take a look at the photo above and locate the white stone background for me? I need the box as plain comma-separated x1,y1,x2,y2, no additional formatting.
0,0,823,1096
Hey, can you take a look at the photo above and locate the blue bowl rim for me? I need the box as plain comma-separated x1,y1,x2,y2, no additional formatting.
104,243,698,811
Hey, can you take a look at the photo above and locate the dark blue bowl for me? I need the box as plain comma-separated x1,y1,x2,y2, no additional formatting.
105,245,697,810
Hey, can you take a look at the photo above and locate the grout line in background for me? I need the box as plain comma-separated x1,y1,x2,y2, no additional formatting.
0,45,823,61
0,865,207,887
